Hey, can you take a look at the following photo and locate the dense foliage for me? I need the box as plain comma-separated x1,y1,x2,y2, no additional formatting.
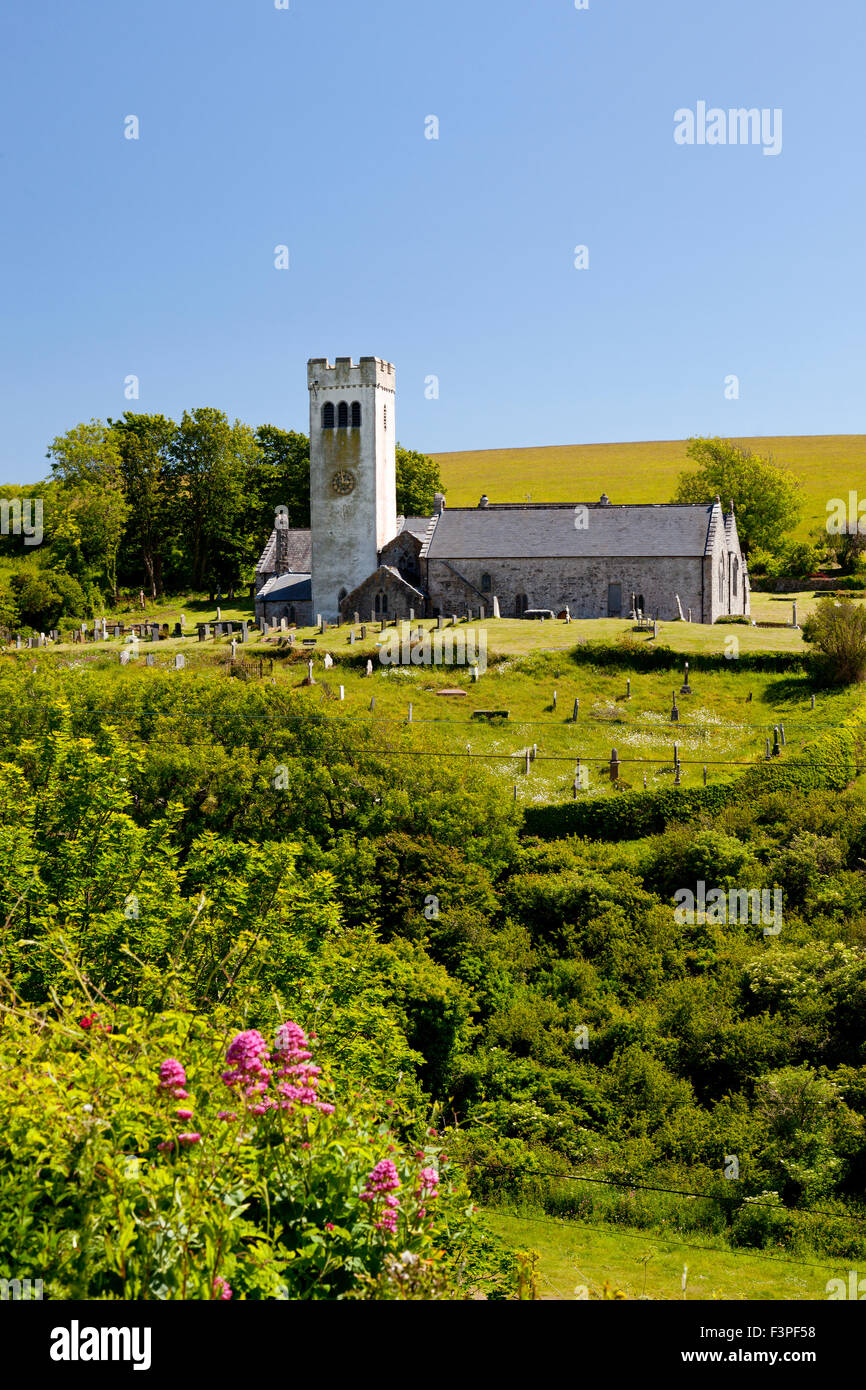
1,658,865,1296
0,419,443,622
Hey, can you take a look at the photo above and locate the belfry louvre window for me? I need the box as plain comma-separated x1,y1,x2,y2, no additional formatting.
481,572,492,593
337,401,349,428
351,401,361,427
322,402,335,429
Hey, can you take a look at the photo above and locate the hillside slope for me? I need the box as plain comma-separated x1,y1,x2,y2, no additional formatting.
431,435,865,540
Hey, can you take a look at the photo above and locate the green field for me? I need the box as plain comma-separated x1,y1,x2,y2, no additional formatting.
14,604,857,806
484,1209,849,1302
432,434,866,539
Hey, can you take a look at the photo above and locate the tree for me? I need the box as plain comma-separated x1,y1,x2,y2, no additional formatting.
396,444,444,517
110,413,177,599
251,426,311,537
167,409,260,593
47,421,130,602
673,438,801,555
801,597,866,684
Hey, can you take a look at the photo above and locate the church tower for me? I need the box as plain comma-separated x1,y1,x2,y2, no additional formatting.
308,356,397,621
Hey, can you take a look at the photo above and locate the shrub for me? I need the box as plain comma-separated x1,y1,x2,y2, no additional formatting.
802,597,866,684
0,1001,477,1300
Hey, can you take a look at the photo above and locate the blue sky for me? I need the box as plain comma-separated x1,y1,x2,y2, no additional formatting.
1,0,863,482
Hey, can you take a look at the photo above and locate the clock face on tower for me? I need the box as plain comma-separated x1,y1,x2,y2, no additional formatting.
330,469,356,496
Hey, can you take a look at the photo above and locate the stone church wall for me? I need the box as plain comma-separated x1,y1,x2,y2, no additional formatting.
425,556,708,622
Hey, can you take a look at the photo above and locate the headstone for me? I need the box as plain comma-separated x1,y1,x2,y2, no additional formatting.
360,625,367,640
217,607,222,621
280,617,288,631
681,662,692,695
173,623,183,638
792,601,798,628
409,608,415,622
146,653,155,667
675,595,685,621
369,695,375,711
366,659,373,677
492,596,501,619
687,608,692,624
572,698,579,722
553,689,557,710
626,679,631,699
609,748,620,781
811,694,816,710
408,703,413,723
15,636,21,650
339,685,345,700
652,620,658,639
437,614,444,630
120,650,130,666
174,654,185,670
670,692,679,722
113,625,122,639
674,764,682,785
323,653,333,669
231,639,237,659
565,606,571,624
240,621,249,642
349,631,356,645
353,611,360,626
180,614,186,629
307,659,315,684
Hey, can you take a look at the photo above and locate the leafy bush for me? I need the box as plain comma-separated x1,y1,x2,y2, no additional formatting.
0,1001,476,1300
802,597,866,684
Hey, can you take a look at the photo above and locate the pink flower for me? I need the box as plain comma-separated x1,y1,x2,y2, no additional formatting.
157,1058,188,1099
79,1014,95,1030
178,1132,201,1145
222,1031,271,1096
176,1109,193,1120
217,1111,237,1123
325,1222,335,1232
213,1276,232,1301
417,1167,440,1195
157,1140,174,1152
361,1159,401,1201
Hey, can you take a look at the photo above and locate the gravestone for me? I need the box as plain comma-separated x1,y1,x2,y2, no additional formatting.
437,615,444,630
366,659,373,677
360,625,367,639
173,623,183,638
307,659,315,684
280,617,288,631
323,653,333,669
146,653,155,667
231,640,237,659
353,611,360,626
174,654,185,670
120,650,130,666
492,596,501,618
240,621,248,643
409,608,415,622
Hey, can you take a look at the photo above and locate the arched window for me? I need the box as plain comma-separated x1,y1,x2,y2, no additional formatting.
481,572,492,593
337,401,349,428
718,557,725,595
516,593,529,616
637,593,645,614
351,401,361,428
732,559,739,597
322,402,335,430
374,594,380,615
380,592,388,615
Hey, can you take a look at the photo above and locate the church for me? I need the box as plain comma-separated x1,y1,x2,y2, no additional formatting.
254,357,750,627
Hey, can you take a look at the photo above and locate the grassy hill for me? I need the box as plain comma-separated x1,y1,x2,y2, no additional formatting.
431,434,866,540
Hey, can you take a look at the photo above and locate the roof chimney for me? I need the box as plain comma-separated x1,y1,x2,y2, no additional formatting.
433,492,446,515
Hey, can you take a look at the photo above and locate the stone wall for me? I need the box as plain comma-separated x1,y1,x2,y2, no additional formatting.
425,555,709,622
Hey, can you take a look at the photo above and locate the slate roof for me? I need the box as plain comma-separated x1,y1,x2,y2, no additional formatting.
421,502,724,561
395,516,433,542
256,573,312,603
256,529,312,575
